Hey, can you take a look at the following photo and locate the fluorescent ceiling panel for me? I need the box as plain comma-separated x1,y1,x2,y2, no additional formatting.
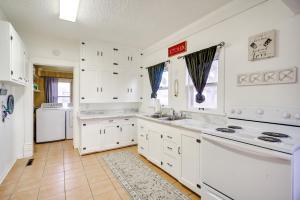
59,0,80,22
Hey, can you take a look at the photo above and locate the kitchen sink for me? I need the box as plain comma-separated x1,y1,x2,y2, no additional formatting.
147,114,168,119
162,116,187,121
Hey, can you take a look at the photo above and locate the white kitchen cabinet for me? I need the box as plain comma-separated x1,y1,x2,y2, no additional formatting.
80,41,104,69
102,125,119,148
80,120,101,152
99,69,121,102
137,119,202,196
79,40,142,104
80,68,100,103
80,117,137,155
162,132,181,178
0,21,27,85
121,123,136,144
123,71,143,102
180,134,201,194
137,121,149,156
147,128,163,167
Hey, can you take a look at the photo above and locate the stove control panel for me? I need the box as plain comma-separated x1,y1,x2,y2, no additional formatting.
227,107,300,126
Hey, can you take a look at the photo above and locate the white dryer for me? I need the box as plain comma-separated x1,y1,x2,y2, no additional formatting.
36,103,66,143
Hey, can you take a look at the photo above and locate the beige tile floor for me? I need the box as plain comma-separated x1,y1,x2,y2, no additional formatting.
0,140,201,200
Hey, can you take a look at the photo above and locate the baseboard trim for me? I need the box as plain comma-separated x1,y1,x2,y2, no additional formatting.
23,143,33,158
0,158,16,184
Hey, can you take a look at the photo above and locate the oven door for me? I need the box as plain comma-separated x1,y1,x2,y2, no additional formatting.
201,134,292,200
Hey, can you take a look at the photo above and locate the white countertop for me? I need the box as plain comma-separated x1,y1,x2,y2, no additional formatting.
78,112,138,120
78,112,220,134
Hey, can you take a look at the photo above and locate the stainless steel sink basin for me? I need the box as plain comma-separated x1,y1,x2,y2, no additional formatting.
146,114,168,119
162,116,187,121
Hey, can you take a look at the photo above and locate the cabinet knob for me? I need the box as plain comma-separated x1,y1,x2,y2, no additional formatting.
81,58,85,61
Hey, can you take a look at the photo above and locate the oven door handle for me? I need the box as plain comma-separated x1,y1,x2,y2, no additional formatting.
202,134,291,160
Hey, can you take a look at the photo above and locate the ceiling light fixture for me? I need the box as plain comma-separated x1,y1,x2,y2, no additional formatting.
59,0,80,22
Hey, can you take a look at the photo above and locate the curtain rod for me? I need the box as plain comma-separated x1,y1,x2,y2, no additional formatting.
177,41,225,59
146,60,170,68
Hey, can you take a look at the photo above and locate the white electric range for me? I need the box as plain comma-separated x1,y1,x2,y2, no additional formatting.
200,107,300,200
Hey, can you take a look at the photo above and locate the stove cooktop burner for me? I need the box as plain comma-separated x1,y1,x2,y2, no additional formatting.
228,125,242,129
257,136,281,143
261,132,289,138
216,128,235,133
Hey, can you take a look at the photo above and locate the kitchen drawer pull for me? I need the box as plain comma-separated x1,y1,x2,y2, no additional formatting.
167,146,173,150
167,136,173,139
113,63,119,66
113,97,118,100
167,163,173,167
178,146,181,155
113,72,119,75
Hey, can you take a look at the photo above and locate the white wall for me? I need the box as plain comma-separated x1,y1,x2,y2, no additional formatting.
0,8,18,183
141,0,300,117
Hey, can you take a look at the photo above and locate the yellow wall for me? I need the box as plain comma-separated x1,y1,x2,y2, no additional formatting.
34,66,73,108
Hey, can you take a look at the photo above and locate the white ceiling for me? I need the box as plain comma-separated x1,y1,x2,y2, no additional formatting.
0,0,232,49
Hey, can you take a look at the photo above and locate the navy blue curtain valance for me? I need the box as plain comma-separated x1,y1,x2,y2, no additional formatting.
185,45,217,103
147,62,165,98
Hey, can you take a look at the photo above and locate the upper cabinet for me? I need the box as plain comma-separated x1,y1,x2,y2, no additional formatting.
0,21,28,85
80,41,143,103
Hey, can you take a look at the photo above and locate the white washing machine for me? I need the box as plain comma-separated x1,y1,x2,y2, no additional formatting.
36,103,72,143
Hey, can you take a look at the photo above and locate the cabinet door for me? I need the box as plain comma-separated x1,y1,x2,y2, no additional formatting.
121,123,136,144
81,42,104,68
80,121,100,152
99,69,120,102
80,68,99,103
123,71,141,102
180,134,201,193
10,29,22,81
148,129,163,166
101,125,119,148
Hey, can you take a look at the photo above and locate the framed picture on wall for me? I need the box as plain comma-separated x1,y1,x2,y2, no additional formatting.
248,29,276,61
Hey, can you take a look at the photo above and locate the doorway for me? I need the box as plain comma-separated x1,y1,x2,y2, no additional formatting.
33,65,74,143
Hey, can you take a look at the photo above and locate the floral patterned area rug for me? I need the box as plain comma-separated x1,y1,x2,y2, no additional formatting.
103,151,191,200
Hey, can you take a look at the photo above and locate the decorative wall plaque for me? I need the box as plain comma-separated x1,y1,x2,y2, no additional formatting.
237,67,297,86
248,30,276,61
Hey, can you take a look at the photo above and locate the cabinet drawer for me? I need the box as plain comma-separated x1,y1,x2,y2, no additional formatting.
163,154,179,178
163,140,179,158
138,132,147,143
164,130,180,144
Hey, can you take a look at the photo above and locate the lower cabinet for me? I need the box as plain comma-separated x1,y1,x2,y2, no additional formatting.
180,133,201,194
80,117,137,155
137,118,201,196
147,129,163,166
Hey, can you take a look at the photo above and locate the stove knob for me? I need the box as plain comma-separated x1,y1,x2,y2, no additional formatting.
230,109,235,114
294,113,300,120
256,109,264,115
282,112,291,119
237,109,242,114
